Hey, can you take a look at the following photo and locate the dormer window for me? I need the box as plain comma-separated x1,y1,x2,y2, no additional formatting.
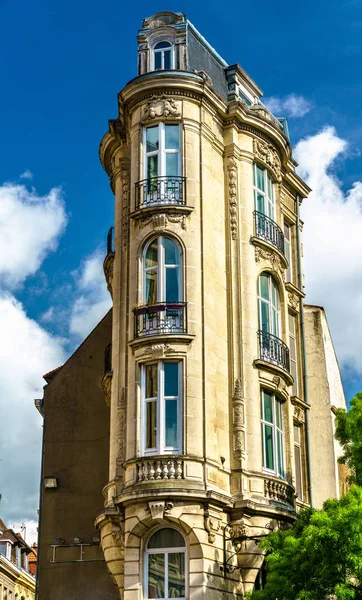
154,41,173,70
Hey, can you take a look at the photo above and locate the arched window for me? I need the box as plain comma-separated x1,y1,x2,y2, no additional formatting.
145,528,186,599
154,41,173,70
144,237,181,305
258,272,280,337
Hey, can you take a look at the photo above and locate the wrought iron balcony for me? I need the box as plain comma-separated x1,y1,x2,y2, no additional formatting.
133,302,187,338
258,330,290,372
135,176,186,210
106,226,114,254
254,211,285,255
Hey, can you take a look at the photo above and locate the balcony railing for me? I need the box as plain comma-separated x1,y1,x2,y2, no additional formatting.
258,330,290,372
133,302,187,338
254,211,285,255
137,458,184,481
106,226,114,254
135,176,186,210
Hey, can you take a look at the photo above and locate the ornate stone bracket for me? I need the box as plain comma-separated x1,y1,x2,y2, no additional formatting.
138,212,186,231
233,379,245,459
101,372,112,407
142,95,182,122
103,252,114,297
204,506,221,544
148,501,174,520
254,245,286,280
227,158,238,240
253,138,282,183
288,291,299,312
135,343,178,360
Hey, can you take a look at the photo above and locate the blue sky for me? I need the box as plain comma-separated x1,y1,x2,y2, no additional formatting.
1,0,362,539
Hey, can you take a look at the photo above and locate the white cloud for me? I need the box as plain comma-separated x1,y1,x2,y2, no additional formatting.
69,249,111,339
20,170,33,181
0,183,67,288
40,306,54,323
295,126,362,372
263,94,312,118
0,294,66,528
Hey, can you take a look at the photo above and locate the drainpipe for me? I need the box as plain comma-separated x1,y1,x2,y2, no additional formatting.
34,397,45,599
296,195,313,507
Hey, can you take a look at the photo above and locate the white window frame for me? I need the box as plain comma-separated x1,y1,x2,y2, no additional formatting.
141,361,182,456
284,221,293,283
294,424,304,500
261,389,285,478
143,123,181,180
143,237,182,305
144,528,186,600
289,313,298,396
153,41,174,71
253,163,276,221
258,273,281,338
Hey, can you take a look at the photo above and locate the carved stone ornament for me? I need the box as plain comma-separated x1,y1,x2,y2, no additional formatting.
142,95,181,122
138,344,178,359
121,171,129,249
204,507,221,544
103,253,114,297
111,523,124,548
273,375,287,394
253,138,282,183
293,404,305,424
116,388,126,468
288,292,299,311
138,213,186,231
255,246,285,279
232,378,245,458
149,501,166,520
227,158,238,240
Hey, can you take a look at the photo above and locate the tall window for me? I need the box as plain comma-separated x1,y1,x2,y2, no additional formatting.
254,164,275,220
154,41,173,70
261,389,285,478
145,528,186,599
144,124,181,204
144,237,181,305
284,222,292,282
258,273,280,337
141,361,182,455
289,313,298,396
294,424,304,500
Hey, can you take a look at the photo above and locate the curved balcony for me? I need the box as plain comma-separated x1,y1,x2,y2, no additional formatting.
257,330,290,372
133,302,187,338
254,211,285,255
135,176,186,210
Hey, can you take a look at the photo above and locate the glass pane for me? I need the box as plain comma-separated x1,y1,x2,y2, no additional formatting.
288,312,295,334
259,274,269,301
284,222,290,240
146,270,158,304
164,49,171,69
264,425,274,470
166,268,180,302
148,553,165,598
256,192,265,214
164,362,179,396
155,41,171,49
148,529,185,549
272,307,279,337
267,174,273,199
255,165,264,191
275,400,282,429
147,155,158,182
146,127,159,153
263,392,273,423
165,399,178,447
168,553,185,597
146,401,157,449
268,197,275,221
260,301,269,332
154,51,162,70
146,240,158,268
277,431,284,476
290,338,296,361
164,238,179,265
146,364,158,398
294,444,302,498
271,279,278,308
166,153,179,177
165,125,180,150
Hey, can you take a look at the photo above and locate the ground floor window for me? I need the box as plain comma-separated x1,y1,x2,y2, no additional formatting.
145,528,186,599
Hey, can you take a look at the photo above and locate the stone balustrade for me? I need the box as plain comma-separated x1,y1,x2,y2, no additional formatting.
264,477,295,506
137,458,184,481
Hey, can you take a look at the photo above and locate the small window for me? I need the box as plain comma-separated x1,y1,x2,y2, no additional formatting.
154,41,173,70
141,361,182,455
261,389,285,478
254,164,275,221
145,528,186,599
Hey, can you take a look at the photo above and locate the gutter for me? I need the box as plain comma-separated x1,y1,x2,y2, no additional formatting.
296,195,313,507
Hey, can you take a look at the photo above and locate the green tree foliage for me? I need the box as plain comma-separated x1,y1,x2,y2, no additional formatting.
251,486,362,600
335,392,362,486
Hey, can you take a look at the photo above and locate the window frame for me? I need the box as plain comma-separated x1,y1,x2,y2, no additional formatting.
289,312,298,396
261,389,286,478
284,221,293,283
294,423,305,501
153,41,174,71
258,272,281,338
141,361,183,456
144,528,186,600
143,123,181,181
143,237,182,305
253,163,276,221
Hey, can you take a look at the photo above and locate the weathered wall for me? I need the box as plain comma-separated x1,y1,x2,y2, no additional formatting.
37,310,119,600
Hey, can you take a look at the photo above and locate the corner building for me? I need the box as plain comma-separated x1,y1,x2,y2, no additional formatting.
93,11,332,599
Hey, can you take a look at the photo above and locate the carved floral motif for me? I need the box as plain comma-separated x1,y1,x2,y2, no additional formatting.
121,171,129,249
138,344,178,359
253,138,282,183
138,213,186,231
142,96,181,121
255,246,285,279
227,158,238,240
288,292,299,311
233,378,245,458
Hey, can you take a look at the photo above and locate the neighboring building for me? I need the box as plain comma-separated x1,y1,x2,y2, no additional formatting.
0,519,36,600
36,11,347,599
27,545,37,578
